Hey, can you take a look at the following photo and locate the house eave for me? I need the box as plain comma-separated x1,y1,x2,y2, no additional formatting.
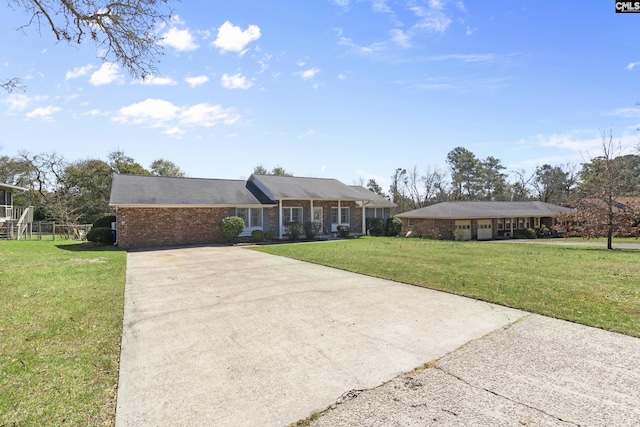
111,203,276,209
0,183,27,192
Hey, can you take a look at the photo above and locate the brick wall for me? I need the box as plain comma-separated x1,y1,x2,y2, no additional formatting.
116,207,231,249
401,218,455,240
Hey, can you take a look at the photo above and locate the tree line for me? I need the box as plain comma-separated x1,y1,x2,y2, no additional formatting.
369,145,640,215
0,148,185,225
3,135,639,249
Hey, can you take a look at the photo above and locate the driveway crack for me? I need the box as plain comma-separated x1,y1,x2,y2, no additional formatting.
434,365,581,426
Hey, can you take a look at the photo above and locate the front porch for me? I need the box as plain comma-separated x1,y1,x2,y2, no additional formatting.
1,206,35,240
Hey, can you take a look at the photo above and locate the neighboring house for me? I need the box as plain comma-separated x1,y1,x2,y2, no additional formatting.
396,201,573,241
0,182,33,240
0,182,23,221
109,174,395,249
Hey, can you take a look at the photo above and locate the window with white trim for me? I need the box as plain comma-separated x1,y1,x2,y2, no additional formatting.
236,208,263,228
331,207,350,224
283,207,302,224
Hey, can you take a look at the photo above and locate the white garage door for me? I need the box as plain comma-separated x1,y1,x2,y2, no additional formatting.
454,220,472,241
477,219,493,240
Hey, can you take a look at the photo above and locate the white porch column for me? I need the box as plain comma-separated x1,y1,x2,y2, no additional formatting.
362,203,366,235
279,200,283,239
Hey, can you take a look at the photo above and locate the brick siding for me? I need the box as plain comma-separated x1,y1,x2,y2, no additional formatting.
116,207,231,249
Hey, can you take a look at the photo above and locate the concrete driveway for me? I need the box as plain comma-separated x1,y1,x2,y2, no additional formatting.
115,245,523,426
115,245,640,427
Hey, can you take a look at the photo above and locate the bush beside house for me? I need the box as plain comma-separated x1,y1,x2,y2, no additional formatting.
220,216,245,243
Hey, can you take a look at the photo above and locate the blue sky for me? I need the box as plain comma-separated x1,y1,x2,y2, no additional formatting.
1,1,639,189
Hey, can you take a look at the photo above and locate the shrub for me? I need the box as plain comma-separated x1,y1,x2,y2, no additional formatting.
220,216,245,243
385,217,402,237
264,229,275,241
336,225,350,238
303,222,322,240
251,229,264,242
414,227,442,240
285,221,303,240
537,225,551,238
87,227,113,245
92,215,116,228
366,218,385,236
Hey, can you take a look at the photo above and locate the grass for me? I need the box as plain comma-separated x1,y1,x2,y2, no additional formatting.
0,240,126,426
253,237,640,338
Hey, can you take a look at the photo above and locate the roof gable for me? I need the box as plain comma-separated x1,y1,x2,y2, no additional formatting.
109,174,272,207
248,174,367,201
348,186,396,207
396,201,573,219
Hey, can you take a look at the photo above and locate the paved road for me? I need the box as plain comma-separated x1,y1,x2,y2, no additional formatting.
115,245,640,427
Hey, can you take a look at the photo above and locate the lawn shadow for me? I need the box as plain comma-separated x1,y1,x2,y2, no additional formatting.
56,242,123,252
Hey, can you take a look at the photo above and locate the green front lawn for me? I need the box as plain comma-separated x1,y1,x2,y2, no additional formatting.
0,241,126,426
253,237,640,337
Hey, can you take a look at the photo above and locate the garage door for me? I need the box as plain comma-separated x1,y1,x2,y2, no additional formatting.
477,219,493,240
454,220,472,241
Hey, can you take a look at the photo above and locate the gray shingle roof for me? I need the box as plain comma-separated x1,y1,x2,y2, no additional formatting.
249,174,368,201
395,201,573,219
348,186,396,207
109,174,271,207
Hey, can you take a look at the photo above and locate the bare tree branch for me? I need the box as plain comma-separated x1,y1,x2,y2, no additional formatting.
1,77,25,93
7,0,173,82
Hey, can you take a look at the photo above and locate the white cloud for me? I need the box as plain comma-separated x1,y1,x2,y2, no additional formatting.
221,73,253,89
3,94,30,111
65,64,94,80
372,0,391,13
89,63,122,86
608,107,640,118
300,67,321,80
180,103,240,126
160,27,198,51
83,109,102,116
212,21,261,54
410,5,452,33
164,127,186,138
428,53,502,63
330,0,350,9
133,75,178,86
390,29,410,48
338,36,387,56
113,98,240,135
626,62,640,70
25,106,61,121
185,75,210,88
114,98,180,125
411,75,508,92
338,73,347,80
298,129,315,138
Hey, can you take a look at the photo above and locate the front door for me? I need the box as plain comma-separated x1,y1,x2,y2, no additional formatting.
312,207,323,233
